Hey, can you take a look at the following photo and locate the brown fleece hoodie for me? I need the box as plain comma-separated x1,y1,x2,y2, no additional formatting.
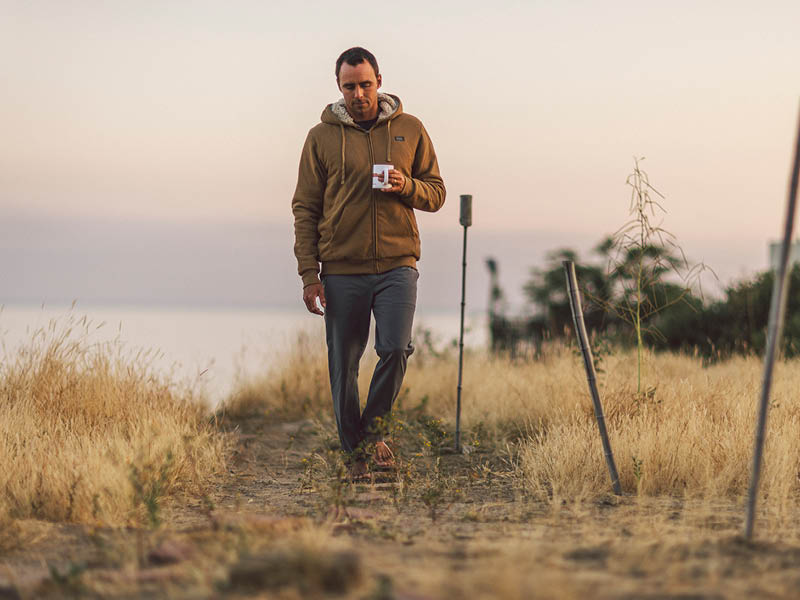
292,93,446,288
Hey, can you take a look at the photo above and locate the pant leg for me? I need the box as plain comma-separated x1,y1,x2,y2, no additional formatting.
323,274,373,453
361,267,418,440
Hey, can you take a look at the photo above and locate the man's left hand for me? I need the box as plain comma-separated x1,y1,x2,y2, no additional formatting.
378,169,405,194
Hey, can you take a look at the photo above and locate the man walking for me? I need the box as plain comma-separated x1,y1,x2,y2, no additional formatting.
292,47,446,478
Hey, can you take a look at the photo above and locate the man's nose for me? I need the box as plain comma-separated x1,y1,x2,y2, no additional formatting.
354,86,364,98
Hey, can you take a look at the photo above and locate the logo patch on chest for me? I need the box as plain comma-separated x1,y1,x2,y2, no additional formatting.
394,136,405,141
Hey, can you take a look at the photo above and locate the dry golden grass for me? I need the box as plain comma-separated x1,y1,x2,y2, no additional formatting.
227,329,800,514
519,350,800,511
0,315,228,528
224,326,576,440
7,319,800,598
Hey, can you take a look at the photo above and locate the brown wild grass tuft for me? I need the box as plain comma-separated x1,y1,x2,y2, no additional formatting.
0,315,228,528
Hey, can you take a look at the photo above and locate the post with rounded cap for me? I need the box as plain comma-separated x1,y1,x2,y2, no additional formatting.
456,194,472,453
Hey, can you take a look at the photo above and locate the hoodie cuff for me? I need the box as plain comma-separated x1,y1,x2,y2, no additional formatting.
301,269,321,288
398,175,415,199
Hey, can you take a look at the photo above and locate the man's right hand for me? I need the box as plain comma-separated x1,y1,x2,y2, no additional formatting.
303,283,326,316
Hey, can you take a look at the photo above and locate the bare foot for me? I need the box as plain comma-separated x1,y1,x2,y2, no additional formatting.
347,459,370,482
374,440,395,468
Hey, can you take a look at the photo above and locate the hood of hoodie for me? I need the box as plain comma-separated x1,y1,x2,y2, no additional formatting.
320,93,403,126
320,93,404,185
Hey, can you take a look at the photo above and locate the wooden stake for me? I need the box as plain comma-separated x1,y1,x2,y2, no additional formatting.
745,101,800,539
563,260,622,495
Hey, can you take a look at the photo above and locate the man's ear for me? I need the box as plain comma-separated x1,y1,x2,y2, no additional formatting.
335,77,342,92
377,74,382,89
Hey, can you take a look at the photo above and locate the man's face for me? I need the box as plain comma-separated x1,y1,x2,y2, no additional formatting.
337,60,382,120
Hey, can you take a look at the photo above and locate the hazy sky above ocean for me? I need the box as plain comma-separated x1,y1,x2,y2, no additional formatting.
1,1,799,310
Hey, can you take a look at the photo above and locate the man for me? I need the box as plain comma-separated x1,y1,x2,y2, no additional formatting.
291,47,446,478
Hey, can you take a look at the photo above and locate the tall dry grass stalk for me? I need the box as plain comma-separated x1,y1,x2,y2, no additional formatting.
0,315,228,526
231,330,800,511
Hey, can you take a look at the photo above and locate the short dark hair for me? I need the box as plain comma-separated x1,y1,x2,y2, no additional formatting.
335,47,380,81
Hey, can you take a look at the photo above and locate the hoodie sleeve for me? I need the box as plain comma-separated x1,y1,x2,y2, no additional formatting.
292,131,326,288
398,123,446,212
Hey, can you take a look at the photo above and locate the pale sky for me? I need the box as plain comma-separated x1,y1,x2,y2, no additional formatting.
1,0,799,303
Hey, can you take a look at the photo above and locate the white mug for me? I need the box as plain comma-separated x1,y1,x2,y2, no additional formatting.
372,164,393,189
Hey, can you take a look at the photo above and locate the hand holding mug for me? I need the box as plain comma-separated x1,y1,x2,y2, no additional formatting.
373,164,405,193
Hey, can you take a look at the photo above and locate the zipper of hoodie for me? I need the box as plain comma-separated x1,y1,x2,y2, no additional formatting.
367,129,377,272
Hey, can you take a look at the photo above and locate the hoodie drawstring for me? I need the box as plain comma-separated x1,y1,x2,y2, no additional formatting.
339,123,346,185
338,114,393,185
386,119,392,162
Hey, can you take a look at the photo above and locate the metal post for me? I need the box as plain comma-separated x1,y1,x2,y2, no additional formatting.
745,101,800,539
563,260,622,495
456,194,472,453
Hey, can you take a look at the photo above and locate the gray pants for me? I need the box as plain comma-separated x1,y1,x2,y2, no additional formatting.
322,266,418,454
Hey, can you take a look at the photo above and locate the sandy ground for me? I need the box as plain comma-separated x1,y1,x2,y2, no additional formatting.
2,412,800,599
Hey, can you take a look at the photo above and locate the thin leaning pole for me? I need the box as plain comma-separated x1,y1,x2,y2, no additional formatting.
744,101,800,540
563,260,622,495
455,194,472,453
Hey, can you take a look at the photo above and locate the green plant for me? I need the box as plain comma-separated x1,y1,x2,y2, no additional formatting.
47,561,87,595
589,333,614,375
388,459,417,514
632,455,644,492
129,449,174,529
525,248,613,339
418,457,454,521
605,157,709,392
413,325,453,364
299,450,354,514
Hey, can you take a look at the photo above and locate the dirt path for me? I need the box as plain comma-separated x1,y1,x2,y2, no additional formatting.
0,413,523,599
3,414,800,599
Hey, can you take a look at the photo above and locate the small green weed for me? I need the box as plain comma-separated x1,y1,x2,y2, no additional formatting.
47,561,87,595
632,455,644,492
299,450,354,514
417,457,456,522
129,449,174,529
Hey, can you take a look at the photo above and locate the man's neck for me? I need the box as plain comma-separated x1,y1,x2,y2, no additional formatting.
347,106,379,122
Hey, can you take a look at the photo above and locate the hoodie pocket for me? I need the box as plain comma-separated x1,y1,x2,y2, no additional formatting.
376,201,420,259
320,200,373,261
403,208,419,238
